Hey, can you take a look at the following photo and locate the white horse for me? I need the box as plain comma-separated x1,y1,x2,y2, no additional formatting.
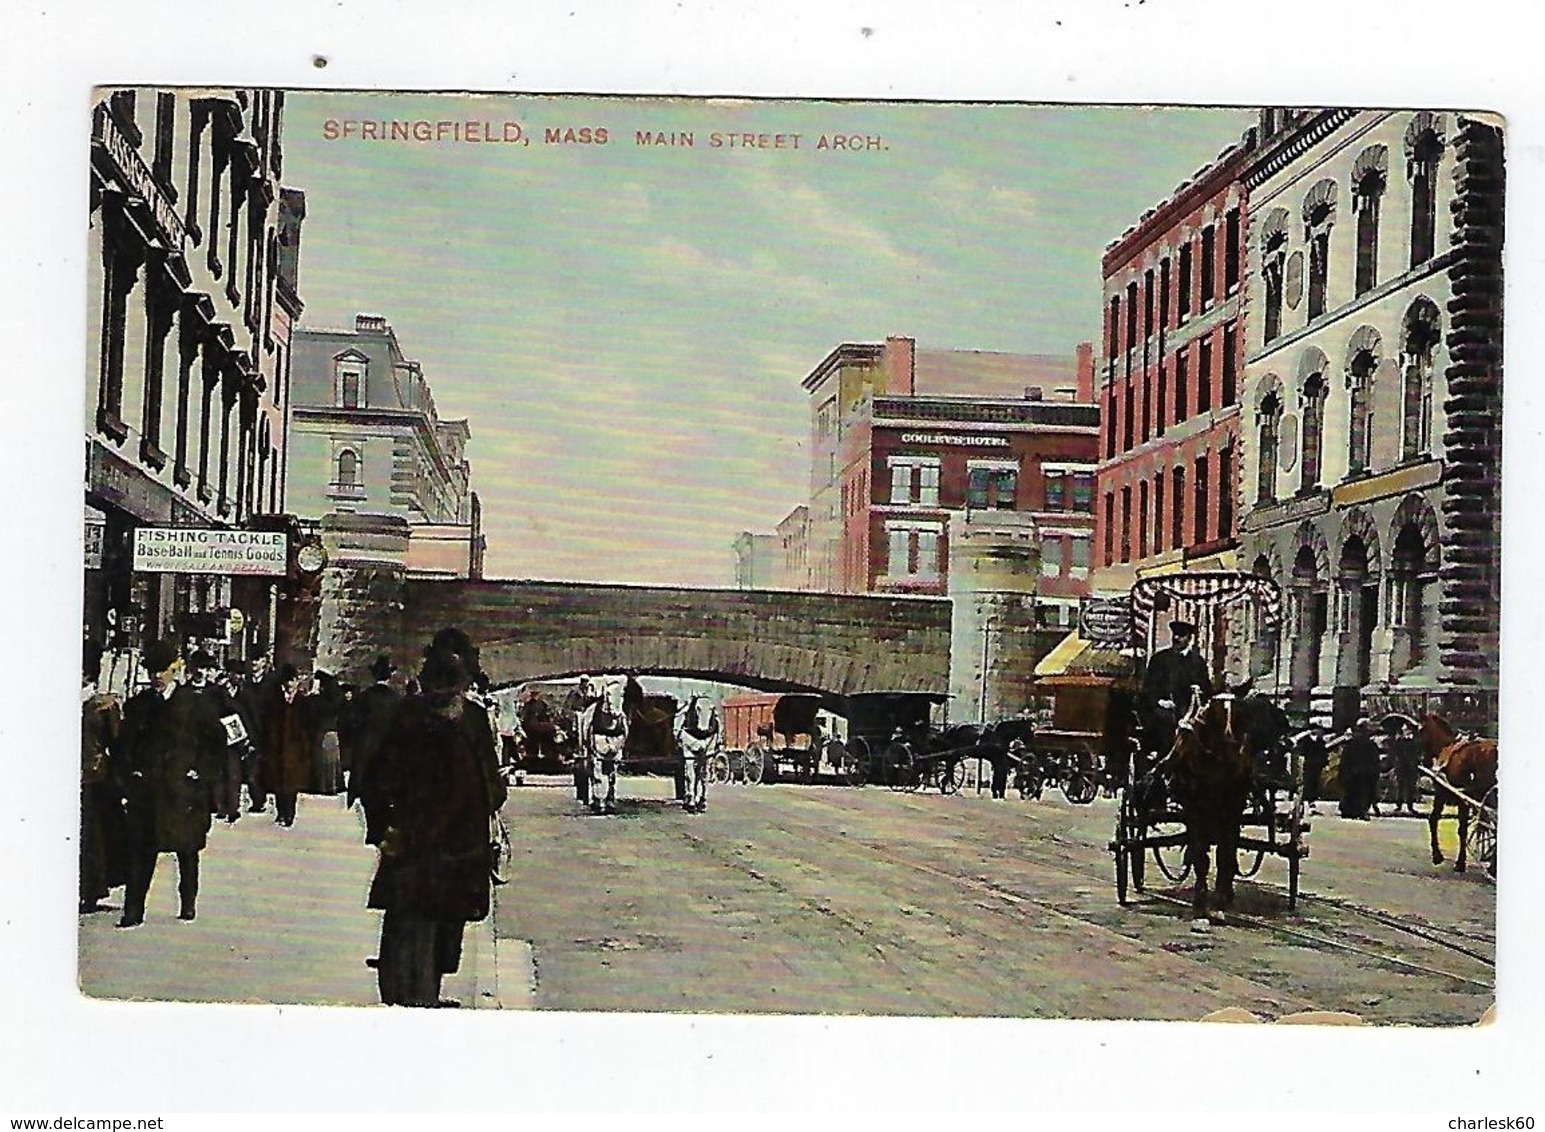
678,695,719,814
586,678,629,814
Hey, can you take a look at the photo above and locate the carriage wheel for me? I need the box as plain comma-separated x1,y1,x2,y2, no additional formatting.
1151,818,1191,884
707,752,731,786
942,759,967,795
885,743,912,792
844,738,870,787
1472,784,1498,878
1020,766,1045,801
1063,771,1098,806
1115,814,1131,906
743,745,766,786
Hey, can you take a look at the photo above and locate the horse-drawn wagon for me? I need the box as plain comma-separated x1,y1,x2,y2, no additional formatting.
719,692,860,785
1106,572,1309,923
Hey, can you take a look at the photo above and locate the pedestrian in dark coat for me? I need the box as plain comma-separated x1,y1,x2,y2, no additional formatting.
1296,728,1329,811
1338,719,1383,820
988,738,1017,799
347,654,403,845
1391,724,1423,815
80,641,122,913
264,665,312,827
238,656,279,813
368,640,507,1007
186,650,245,822
115,639,226,926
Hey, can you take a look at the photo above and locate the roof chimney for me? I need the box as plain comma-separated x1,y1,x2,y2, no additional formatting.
1024,386,1044,401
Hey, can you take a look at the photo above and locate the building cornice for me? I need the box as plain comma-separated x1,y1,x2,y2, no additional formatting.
1103,140,1254,274
801,342,885,392
1243,109,1360,190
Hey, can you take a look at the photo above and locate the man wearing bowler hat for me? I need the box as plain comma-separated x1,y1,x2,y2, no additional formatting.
1140,619,1214,759
115,639,226,926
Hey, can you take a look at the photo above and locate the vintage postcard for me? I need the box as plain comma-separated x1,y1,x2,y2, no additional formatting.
77,87,1500,1029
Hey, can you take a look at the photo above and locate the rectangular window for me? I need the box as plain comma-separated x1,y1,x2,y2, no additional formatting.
1071,473,1094,512
1171,465,1185,550
1069,536,1091,577
1122,382,1134,453
1125,280,1138,378
1156,362,1167,438
1153,472,1165,553
1222,323,1238,407
1044,471,1065,511
919,462,940,507
1178,241,1192,322
1194,455,1209,545
1225,208,1241,293
1104,388,1117,459
1159,256,1171,332
917,528,940,576
1138,479,1149,559
966,466,1015,510
1143,269,1154,342
153,92,176,184
1108,295,1120,376
888,527,908,575
1197,336,1213,415
1218,445,1234,538
1040,534,1063,579
1103,492,1115,567
1201,224,1216,306
1174,347,1188,423
1120,486,1132,564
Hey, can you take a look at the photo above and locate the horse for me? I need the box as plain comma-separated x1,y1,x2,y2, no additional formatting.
1166,689,1260,929
1419,713,1498,873
587,680,629,814
678,695,718,813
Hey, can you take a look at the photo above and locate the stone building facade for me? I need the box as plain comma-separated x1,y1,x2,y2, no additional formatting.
287,314,484,579
1236,109,1504,728
85,87,304,684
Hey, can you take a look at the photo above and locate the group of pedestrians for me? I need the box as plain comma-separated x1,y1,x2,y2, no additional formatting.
79,637,378,925
1292,717,1425,820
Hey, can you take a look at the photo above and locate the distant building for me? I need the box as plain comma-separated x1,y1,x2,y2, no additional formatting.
287,314,483,579
731,531,780,590
780,337,1099,622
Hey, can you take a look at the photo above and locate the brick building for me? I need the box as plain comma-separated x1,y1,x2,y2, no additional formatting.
1091,128,1259,671
782,337,1099,624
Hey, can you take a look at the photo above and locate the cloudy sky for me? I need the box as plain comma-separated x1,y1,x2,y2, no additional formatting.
282,93,1252,585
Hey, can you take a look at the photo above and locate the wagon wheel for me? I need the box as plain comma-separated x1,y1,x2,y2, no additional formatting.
938,757,967,795
1234,787,1272,880
886,743,913,792
1472,784,1497,878
1114,787,1143,905
1059,748,1099,805
1125,765,1147,893
842,737,871,787
743,743,766,786
1018,760,1045,801
1114,802,1131,906
1286,789,1307,910
707,752,731,786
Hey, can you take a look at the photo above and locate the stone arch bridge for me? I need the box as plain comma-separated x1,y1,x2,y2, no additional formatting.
306,513,952,696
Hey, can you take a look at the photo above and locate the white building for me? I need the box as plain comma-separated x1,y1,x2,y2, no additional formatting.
1237,109,1503,728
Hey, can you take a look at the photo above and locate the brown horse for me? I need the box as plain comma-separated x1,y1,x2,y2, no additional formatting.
1419,713,1498,873
1168,691,1257,928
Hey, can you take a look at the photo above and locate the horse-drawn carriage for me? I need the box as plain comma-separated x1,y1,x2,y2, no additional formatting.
719,693,866,786
1106,572,1309,923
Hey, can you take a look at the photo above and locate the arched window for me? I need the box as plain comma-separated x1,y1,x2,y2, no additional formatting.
336,448,360,489
1300,373,1327,492
1261,209,1290,344
1406,115,1446,269
1302,180,1337,321
1347,348,1377,476
1351,146,1388,297
1257,392,1282,503
1401,299,1441,460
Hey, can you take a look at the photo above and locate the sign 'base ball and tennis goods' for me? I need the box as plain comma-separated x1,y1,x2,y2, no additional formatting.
132,528,288,576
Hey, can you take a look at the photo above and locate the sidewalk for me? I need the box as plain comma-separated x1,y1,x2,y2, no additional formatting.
77,792,504,1009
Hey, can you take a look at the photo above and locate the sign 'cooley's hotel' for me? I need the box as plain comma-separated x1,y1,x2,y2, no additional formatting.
132,528,288,576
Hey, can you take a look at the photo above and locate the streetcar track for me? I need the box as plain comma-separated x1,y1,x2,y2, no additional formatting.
739,786,1494,993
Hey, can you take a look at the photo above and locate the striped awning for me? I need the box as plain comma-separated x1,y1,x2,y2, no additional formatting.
1130,571,1284,638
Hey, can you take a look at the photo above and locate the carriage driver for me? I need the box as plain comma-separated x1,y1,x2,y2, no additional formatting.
1140,620,1214,759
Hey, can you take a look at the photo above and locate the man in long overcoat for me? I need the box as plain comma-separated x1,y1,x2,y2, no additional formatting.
115,639,226,926
238,656,279,813
264,664,312,827
1140,620,1213,758
1338,718,1383,820
80,640,122,913
368,639,507,1007
347,653,403,845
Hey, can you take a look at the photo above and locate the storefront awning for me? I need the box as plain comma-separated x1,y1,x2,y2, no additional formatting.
1033,629,1137,684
